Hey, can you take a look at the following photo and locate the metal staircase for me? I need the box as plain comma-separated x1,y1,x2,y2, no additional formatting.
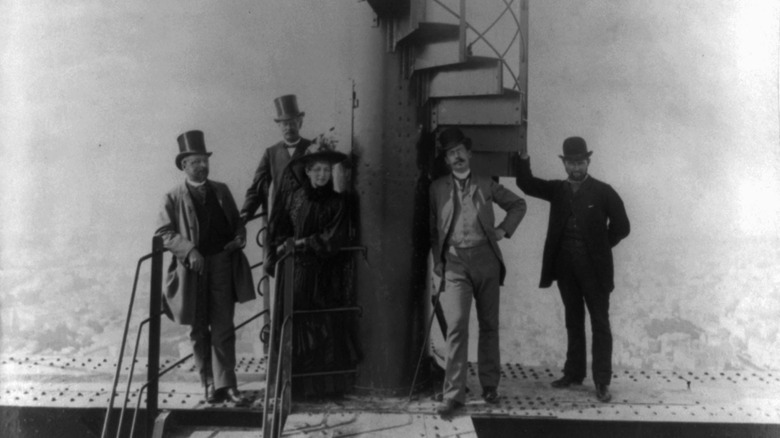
371,0,528,176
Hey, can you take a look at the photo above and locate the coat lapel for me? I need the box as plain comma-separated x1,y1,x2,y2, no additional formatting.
179,182,199,243
440,178,455,232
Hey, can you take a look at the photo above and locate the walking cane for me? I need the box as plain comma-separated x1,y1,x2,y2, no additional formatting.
408,261,446,402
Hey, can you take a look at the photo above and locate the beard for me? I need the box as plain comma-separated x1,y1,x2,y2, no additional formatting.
567,171,587,181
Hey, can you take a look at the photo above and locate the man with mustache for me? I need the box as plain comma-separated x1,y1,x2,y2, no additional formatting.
515,137,630,403
240,95,312,225
429,127,527,417
156,130,256,404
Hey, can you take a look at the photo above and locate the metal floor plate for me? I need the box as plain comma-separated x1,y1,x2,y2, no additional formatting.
2,354,779,437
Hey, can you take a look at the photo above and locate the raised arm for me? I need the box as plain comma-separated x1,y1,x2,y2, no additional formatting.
515,154,558,202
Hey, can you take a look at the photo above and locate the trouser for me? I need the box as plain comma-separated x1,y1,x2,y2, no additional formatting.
555,245,612,385
189,250,237,390
439,244,502,404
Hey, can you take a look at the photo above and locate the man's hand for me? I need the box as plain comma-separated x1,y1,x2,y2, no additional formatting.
494,227,507,241
224,235,245,252
186,249,205,274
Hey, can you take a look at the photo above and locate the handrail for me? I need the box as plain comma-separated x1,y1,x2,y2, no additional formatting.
263,245,366,438
115,313,157,438
100,249,162,438
105,210,270,438
433,0,526,94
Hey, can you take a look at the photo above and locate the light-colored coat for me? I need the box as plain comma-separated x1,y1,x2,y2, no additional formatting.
429,174,527,285
155,180,255,325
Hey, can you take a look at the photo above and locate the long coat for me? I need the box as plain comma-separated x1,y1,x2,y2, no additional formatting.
515,157,630,292
240,138,312,218
155,180,255,325
429,174,527,285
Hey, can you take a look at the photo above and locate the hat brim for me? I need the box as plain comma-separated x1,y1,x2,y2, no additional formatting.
559,151,593,161
176,151,213,170
291,150,347,168
274,111,305,122
437,137,472,154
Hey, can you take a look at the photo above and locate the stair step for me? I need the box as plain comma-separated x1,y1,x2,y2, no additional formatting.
427,57,502,98
438,125,526,153
470,151,516,177
396,22,465,71
432,91,522,126
396,22,460,45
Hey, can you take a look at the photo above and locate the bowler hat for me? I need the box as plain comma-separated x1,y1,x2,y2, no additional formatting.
559,136,592,161
437,127,472,153
175,130,212,170
273,94,305,122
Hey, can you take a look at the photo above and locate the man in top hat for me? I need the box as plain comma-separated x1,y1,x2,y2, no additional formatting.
515,137,630,403
240,94,312,224
156,130,256,404
429,127,527,417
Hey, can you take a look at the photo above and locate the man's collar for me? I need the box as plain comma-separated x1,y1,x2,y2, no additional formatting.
451,170,471,181
283,138,301,147
567,174,589,185
186,179,207,187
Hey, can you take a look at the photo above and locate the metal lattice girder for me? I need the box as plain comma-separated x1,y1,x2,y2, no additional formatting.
427,57,502,98
432,91,522,126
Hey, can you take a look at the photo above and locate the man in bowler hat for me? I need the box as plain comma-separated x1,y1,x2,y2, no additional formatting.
515,137,630,403
240,94,312,223
156,130,256,404
429,127,526,417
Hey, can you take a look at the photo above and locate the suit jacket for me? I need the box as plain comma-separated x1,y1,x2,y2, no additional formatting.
240,138,312,218
155,180,255,325
430,173,527,285
515,157,630,292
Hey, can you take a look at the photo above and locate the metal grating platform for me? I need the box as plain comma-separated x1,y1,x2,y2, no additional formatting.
2,354,780,437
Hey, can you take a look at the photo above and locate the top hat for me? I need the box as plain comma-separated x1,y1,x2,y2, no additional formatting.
559,136,593,161
175,130,212,170
437,127,472,153
273,94,305,122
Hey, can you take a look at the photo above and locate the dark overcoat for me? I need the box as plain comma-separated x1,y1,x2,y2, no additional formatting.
155,180,255,325
515,157,630,292
240,138,312,218
429,174,527,285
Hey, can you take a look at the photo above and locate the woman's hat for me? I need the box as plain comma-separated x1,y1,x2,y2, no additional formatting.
292,140,347,168
559,136,593,161
175,130,212,170
273,94,305,122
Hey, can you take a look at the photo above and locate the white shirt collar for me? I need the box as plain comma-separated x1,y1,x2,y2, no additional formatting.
186,179,206,188
452,170,471,180
283,138,301,147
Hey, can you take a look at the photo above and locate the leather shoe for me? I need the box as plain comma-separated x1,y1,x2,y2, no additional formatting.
205,384,218,404
482,386,500,404
223,387,250,406
551,375,584,388
210,387,250,406
436,399,464,418
596,384,612,403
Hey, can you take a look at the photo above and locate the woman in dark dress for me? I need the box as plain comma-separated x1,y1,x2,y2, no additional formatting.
267,141,359,399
